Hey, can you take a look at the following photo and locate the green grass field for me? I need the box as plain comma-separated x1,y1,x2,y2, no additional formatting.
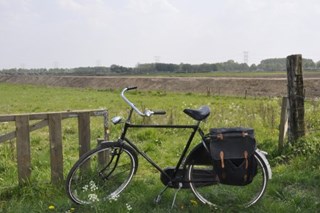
0,83,320,212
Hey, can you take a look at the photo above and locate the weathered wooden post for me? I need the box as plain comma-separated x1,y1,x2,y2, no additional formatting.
78,112,91,171
16,115,31,184
48,113,63,184
103,111,109,141
286,54,305,143
78,112,91,157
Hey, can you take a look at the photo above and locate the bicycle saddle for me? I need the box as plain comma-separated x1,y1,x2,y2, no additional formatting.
183,105,210,121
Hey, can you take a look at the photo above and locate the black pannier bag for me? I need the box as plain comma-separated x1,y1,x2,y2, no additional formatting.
209,127,258,186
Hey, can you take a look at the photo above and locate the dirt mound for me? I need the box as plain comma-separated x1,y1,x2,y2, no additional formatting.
1,75,320,98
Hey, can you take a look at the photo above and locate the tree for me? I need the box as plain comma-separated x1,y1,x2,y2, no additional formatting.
257,58,286,71
316,61,320,69
303,59,316,70
179,63,193,73
110,64,131,74
249,64,257,71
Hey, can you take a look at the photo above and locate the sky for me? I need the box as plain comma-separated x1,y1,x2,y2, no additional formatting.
1,0,320,69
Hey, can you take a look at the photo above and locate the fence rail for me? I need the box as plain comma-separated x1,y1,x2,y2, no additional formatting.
0,109,108,185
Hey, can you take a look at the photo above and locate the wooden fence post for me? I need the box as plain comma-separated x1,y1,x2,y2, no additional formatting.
15,115,31,184
103,111,109,141
286,54,305,143
78,112,91,172
48,113,63,184
78,112,91,157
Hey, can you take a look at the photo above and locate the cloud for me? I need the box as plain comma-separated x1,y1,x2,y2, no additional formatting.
57,0,86,11
127,0,179,14
0,0,37,27
1,0,320,68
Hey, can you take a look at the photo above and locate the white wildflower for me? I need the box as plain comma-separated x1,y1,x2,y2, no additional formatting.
108,194,120,203
89,181,98,191
88,193,100,202
126,203,132,211
82,184,88,192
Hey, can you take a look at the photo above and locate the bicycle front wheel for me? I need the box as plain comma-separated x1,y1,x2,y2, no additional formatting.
188,152,268,208
66,142,138,205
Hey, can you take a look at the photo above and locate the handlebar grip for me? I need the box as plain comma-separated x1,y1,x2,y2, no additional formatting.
153,111,166,115
126,86,137,91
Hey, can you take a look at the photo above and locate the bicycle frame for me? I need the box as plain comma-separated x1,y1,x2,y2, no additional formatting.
117,107,208,183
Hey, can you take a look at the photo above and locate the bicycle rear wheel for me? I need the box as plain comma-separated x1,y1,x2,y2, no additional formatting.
66,142,137,204
188,152,268,208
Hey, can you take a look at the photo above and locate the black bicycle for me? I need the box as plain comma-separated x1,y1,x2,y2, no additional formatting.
66,87,272,208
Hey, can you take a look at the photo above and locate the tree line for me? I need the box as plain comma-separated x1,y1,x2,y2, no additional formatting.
1,58,319,76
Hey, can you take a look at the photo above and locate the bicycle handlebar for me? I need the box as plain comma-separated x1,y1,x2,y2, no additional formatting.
121,87,166,117
126,86,138,91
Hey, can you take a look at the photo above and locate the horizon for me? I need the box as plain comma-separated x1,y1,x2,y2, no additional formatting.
1,56,318,70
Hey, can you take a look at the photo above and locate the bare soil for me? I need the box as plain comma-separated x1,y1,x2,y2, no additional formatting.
1,75,320,98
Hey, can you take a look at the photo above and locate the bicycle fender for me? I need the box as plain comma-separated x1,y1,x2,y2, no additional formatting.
255,149,272,180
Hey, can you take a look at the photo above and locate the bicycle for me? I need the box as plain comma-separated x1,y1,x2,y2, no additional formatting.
66,87,272,208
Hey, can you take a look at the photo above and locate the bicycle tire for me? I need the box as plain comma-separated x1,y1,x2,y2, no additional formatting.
188,152,268,208
66,142,138,205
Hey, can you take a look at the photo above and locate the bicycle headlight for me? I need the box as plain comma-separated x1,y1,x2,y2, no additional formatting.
111,116,123,125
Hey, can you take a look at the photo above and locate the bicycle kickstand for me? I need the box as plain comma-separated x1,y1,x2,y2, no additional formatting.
171,183,183,209
154,185,169,204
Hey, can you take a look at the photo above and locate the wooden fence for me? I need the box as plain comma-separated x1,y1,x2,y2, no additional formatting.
0,109,108,185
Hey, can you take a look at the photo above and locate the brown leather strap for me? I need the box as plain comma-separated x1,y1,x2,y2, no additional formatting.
220,151,225,168
217,133,224,140
244,151,248,169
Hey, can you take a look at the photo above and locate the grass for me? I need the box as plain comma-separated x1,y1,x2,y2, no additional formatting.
0,83,320,212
